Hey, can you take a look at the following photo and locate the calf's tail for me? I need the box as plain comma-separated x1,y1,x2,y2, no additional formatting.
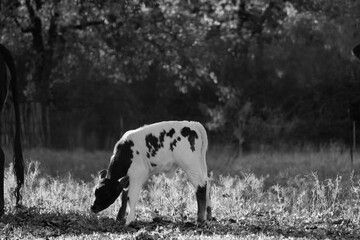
193,121,208,177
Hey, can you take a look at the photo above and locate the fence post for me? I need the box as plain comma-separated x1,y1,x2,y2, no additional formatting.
352,121,356,168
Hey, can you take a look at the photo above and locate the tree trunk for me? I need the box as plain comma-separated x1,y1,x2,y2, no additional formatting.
24,0,60,146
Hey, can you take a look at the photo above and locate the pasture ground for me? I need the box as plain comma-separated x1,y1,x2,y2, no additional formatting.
1,145,360,239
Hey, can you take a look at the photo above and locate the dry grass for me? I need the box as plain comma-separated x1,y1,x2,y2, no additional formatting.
1,146,360,239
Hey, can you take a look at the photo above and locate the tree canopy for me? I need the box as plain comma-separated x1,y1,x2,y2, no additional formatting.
1,0,360,150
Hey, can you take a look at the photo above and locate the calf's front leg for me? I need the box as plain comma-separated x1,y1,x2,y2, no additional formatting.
125,181,143,226
116,189,128,223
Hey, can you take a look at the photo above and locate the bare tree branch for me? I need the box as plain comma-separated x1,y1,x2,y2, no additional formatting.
66,20,106,30
24,0,44,52
13,18,34,33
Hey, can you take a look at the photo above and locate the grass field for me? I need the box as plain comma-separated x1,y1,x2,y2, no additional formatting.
2,145,360,239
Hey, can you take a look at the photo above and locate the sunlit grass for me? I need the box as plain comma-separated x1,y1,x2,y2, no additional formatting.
2,146,360,239
208,143,359,187
4,143,359,183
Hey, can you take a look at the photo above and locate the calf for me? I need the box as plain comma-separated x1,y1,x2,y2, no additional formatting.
91,121,212,225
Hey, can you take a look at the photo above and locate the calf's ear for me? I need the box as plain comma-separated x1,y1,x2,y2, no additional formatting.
118,176,129,189
99,169,107,179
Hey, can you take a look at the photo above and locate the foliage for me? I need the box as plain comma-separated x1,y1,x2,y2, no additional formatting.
1,0,360,149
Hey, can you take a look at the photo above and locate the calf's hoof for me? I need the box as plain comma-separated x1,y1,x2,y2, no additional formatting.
196,218,206,225
116,218,126,225
126,221,140,229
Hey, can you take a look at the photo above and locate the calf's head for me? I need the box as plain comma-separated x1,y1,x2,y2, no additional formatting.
90,169,129,213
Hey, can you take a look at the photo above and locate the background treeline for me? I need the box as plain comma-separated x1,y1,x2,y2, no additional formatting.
1,0,360,151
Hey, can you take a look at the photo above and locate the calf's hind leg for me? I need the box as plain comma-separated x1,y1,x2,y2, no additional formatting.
195,179,212,222
205,179,212,220
184,169,209,223
195,183,207,222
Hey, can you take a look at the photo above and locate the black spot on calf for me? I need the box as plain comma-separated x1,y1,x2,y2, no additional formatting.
150,163,157,167
145,134,161,157
108,140,134,180
170,139,177,151
159,130,166,147
166,128,175,138
146,129,178,157
181,127,198,152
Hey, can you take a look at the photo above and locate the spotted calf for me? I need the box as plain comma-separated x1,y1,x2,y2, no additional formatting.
91,121,211,225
